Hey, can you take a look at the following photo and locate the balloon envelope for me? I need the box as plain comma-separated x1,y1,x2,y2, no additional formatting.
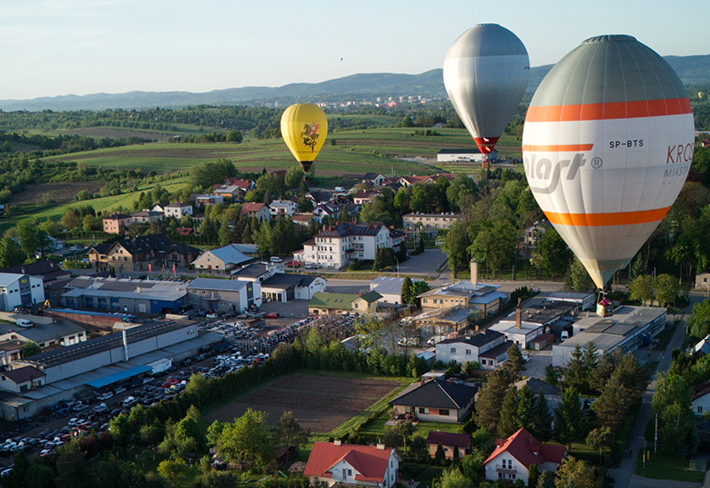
522,35,695,289
444,24,529,156
281,103,328,173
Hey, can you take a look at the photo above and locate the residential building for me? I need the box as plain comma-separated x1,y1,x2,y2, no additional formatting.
403,213,462,230
163,202,193,219
695,334,710,355
212,185,242,203
522,221,551,257
292,213,315,227
269,199,298,217
104,234,200,272
231,262,278,282
435,331,510,370
304,441,401,488
352,190,381,205
195,194,224,208
186,278,260,312
0,273,45,312
484,428,566,485
308,291,381,315
130,211,164,225
436,148,497,163
697,270,710,291
102,213,133,234
0,341,23,366
389,379,479,423
62,277,188,315
192,244,254,273
514,377,563,413
426,431,471,460
87,243,112,269
240,202,271,221
552,306,667,367
418,268,506,317
692,382,710,416
295,222,404,269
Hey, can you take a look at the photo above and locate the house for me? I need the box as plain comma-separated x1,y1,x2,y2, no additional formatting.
163,202,193,219
104,234,200,272
307,190,336,206
292,213,315,227
269,199,298,217
0,366,46,394
436,331,511,370
0,320,87,349
0,273,45,312
418,264,506,316
697,270,710,291
695,334,710,355
240,202,271,221
304,440,401,488
426,431,471,460
186,278,260,313
130,211,164,225
484,428,566,486
514,377,562,413
102,213,133,234
308,291,381,315
403,213,463,230
360,173,385,186
369,276,424,305
389,378,479,423
490,301,577,349
195,194,224,208
192,245,254,274
176,227,194,237
87,243,112,269
0,341,23,366
295,222,404,269
212,185,242,203
352,190,381,205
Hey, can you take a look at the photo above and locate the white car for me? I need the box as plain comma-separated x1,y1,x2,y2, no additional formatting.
270,256,282,263
93,403,108,413
97,392,114,401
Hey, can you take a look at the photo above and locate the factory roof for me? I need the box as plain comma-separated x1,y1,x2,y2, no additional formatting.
63,277,187,302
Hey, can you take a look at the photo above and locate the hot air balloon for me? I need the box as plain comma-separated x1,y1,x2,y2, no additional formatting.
281,103,328,174
444,24,530,168
523,35,695,290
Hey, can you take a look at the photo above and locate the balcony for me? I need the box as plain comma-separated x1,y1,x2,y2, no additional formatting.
495,465,517,474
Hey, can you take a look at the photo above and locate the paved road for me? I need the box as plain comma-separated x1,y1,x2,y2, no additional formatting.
609,292,706,488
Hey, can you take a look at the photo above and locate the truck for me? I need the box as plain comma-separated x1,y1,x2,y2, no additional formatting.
147,358,172,376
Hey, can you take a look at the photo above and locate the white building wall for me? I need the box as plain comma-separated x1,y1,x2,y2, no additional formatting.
693,394,710,416
485,452,529,485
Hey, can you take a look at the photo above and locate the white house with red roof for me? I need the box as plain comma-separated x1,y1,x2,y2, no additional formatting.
304,440,401,488
484,428,566,486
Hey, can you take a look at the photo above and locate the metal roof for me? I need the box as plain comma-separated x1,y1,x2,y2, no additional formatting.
86,365,151,389
186,278,249,292
63,277,187,302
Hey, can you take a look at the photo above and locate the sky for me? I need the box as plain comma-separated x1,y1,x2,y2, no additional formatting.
0,0,706,100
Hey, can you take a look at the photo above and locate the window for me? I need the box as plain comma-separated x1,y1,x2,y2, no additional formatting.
439,409,450,416
466,349,471,355
699,406,704,413
450,348,456,353
419,407,429,414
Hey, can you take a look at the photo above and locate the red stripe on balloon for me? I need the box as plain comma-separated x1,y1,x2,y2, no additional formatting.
525,98,692,123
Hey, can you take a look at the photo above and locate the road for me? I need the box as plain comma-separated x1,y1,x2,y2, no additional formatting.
609,291,706,488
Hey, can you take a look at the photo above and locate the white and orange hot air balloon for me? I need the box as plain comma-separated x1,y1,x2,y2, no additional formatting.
444,24,530,168
523,35,695,290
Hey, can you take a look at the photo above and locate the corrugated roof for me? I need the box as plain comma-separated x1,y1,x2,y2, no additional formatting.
186,278,249,292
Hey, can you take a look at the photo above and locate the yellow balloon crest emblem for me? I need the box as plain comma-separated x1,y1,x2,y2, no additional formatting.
281,103,328,173
301,122,321,153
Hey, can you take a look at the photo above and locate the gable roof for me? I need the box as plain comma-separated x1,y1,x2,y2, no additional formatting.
241,202,268,214
485,428,566,468
2,366,45,384
426,431,471,449
439,331,504,348
304,442,397,482
389,379,478,410
207,245,252,266
0,260,70,282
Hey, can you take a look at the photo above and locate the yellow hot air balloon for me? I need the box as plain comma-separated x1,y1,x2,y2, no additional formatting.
281,103,328,173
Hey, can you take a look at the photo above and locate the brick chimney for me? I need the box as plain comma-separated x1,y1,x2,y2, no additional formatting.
470,261,478,287
515,298,522,329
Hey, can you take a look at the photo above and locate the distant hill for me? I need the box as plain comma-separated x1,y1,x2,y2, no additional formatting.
0,54,708,112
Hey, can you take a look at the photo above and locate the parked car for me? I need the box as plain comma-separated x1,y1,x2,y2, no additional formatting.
266,312,279,318
269,256,282,263
113,387,126,395
92,403,108,413
285,261,300,267
304,263,317,269
97,392,113,401
73,403,88,412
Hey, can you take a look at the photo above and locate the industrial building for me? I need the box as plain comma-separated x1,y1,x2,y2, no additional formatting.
490,301,577,349
0,319,220,420
186,278,259,313
551,306,667,367
62,277,188,315
0,273,45,312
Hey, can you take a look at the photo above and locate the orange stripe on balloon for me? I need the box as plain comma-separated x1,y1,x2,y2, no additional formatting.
544,207,671,227
525,98,692,123
522,144,594,152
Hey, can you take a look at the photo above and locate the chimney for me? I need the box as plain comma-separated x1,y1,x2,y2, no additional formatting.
122,329,129,361
136,286,141,293
377,443,386,450
470,261,478,287
515,298,522,329
334,439,341,446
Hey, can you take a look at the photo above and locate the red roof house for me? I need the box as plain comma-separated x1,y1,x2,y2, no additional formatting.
304,441,401,488
484,428,566,486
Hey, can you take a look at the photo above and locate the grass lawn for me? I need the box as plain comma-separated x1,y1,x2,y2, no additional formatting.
359,411,464,439
634,449,704,482
399,462,444,488
653,321,679,351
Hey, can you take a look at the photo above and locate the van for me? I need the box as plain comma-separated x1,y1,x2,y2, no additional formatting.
334,186,345,192
560,331,569,342
15,319,32,328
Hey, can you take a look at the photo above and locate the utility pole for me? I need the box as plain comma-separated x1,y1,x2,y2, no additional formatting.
654,414,658,454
